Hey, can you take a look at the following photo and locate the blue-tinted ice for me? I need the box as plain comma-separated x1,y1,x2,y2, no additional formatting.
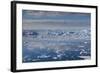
22,29,91,63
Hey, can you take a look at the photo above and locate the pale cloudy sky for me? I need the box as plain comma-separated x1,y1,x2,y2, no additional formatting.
22,10,91,30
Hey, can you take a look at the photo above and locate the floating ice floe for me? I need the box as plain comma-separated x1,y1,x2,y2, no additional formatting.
78,45,84,48
79,56,91,59
84,42,88,44
52,57,57,59
37,55,50,58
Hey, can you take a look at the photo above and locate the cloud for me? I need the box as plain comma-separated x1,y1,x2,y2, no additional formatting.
23,19,89,23
23,10,90,18
22,10,90,29
23,10,65,16
22,19,90,28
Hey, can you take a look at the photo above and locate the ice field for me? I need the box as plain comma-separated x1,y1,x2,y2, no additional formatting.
22,29,91,63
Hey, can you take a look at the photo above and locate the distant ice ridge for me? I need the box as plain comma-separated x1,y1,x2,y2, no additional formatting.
23,29,90,40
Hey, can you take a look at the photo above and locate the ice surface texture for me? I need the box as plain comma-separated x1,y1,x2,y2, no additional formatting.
22,29,91,63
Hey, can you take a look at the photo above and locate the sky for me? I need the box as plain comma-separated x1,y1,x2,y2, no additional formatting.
22,10,91,30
